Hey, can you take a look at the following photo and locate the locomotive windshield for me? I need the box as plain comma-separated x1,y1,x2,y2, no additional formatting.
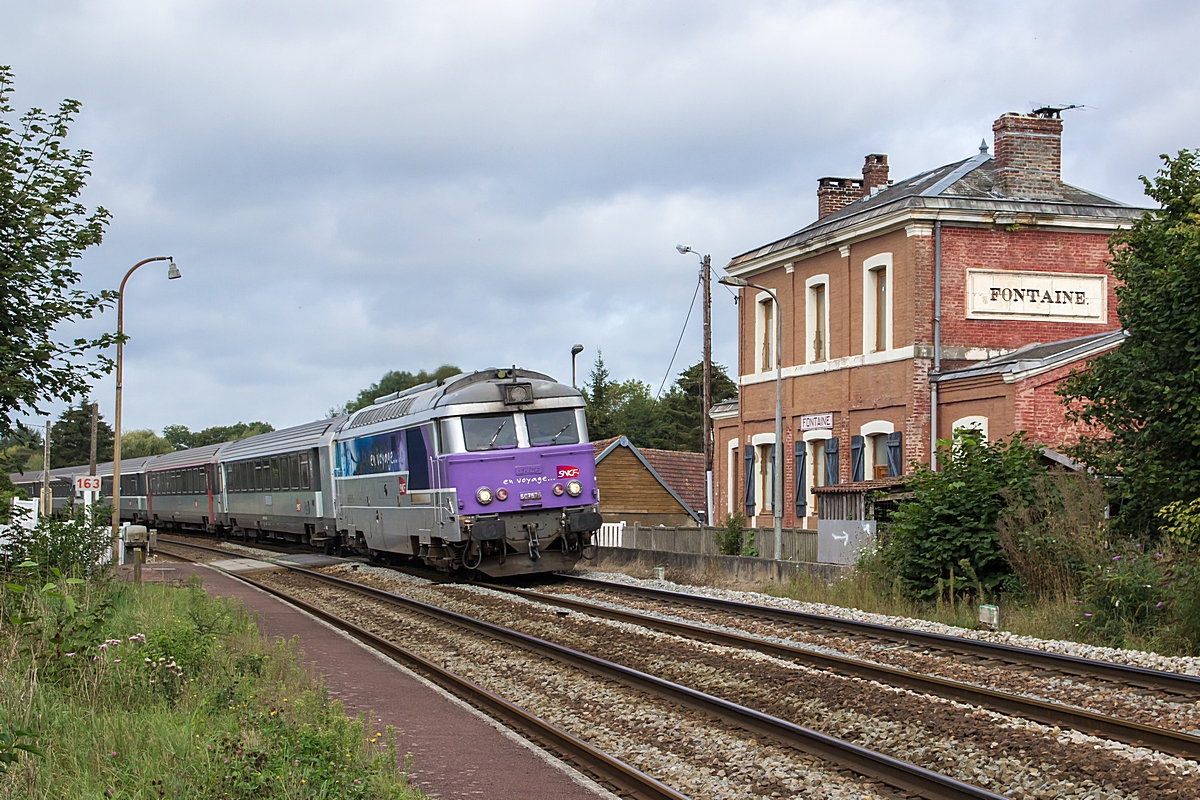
526,409,580,446
462,413,518,451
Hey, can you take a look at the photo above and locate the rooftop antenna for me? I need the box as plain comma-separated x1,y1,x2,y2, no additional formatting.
1030,103,1086,119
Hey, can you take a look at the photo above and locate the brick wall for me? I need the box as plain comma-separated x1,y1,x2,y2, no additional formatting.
993,113,1063,199
817,177,864,218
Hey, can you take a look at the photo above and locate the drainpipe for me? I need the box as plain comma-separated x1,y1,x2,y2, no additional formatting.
930,219,942,470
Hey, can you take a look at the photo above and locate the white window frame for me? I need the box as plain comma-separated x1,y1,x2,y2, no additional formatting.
801,427,832,520
952,415,989,442
754,291,776,375
805,274,830,364
726,438,739,515
750,432,775,521
863,252,893,355
860,419,894,480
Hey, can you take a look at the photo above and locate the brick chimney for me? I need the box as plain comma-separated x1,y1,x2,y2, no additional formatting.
817,177,864,219
991,112,1063,199
862,153,889,192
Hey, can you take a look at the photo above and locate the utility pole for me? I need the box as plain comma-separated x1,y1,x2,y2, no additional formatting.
41,420,51,517
701,254,713,526
89,402,98,476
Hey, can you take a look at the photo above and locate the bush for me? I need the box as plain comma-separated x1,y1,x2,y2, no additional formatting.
1157,498,1200,551
0,505,111,579
996,470,1109,600
715,512,745,556
1078,546,1200,653
882,431,1041,601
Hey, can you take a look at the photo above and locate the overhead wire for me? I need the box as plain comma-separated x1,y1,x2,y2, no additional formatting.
656,274,702,399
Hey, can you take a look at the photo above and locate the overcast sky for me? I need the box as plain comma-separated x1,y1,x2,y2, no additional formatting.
4,1,1198,435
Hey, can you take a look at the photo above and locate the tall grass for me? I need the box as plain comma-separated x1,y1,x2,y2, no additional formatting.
0,577,424,799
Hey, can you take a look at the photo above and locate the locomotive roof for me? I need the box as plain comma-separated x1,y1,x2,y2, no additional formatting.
342,368,581,432
218,417,344,462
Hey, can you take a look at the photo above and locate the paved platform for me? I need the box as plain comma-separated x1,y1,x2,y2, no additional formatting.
147,563,612,800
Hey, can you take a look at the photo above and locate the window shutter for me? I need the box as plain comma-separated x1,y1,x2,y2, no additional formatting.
886,431,903,477
850,435,864,482
743,448,755,519
824,436,839,485
793,441,807,518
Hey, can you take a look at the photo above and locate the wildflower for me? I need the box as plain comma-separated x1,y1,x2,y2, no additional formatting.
106,639,122,646
1155,553,1163,558
113,659,121,664
1084,613,1093,617
64,652,75,658
98,643,108,651
1112,556,1121,561
1157,602,1165,608
293,760,299,766
109,751,117,758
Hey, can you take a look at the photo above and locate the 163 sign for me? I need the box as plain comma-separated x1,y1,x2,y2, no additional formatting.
967,269,1107,323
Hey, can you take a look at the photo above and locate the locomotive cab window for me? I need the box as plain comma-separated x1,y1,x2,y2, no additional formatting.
462,413,518,451
526,409,580,446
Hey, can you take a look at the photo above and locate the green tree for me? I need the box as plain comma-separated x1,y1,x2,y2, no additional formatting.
611,379,663,448
882,431,1042,600
0,66,115,435
339,365,462,414
49,400,113,468
1059,149,1200,535
162,422,274,450
120,429,174,459
582,351,619,441
0,425,41,476
655,361,737,452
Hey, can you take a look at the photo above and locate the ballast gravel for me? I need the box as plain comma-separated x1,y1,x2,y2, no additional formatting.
259,570,893,800
311,563,1199,800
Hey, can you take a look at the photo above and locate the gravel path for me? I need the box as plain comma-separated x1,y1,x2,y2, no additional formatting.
308,563,1199,800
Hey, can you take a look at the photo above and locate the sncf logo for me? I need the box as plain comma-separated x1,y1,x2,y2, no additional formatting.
557,465,580,479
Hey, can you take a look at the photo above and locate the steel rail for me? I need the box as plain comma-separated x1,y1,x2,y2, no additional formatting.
154,542,689,800
559,575,1200,697
486,582,1200,760
156,542,1004,800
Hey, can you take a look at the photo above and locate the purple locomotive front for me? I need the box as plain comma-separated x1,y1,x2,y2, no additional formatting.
332,368,603,578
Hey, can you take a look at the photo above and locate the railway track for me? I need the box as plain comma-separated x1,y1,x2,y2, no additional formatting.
158,538,1004,800
553,574,1200,699
154,540,688,800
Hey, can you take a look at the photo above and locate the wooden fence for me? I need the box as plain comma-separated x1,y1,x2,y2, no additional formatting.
594,522,818,563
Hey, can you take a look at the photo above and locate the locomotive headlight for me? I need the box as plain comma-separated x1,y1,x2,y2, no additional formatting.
552,483,565,496
495,488,508,501
566,479,583,498
476,487,493,505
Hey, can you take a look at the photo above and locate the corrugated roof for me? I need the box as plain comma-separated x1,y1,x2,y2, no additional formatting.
219,418,343,461
728,155,1144,270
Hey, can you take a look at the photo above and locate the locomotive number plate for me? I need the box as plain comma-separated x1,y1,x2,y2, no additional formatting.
520,491,542,502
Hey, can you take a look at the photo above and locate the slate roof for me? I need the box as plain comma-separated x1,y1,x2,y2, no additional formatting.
932,328,1125,384
592,436,705,520
728,151,1144,270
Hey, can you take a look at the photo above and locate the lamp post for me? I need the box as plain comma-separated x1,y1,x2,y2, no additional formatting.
571,344,585,389
111,256,180,560
719,274,783,559
677,245,713,525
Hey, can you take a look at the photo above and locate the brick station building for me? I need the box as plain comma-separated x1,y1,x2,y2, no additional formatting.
711,110,1144,529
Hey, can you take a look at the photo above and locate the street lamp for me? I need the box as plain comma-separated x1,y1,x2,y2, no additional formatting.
571,344,585,389
719,273,783,559
111,256,180,560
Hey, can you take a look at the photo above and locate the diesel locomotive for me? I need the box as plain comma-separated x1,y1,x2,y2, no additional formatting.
9,368,603,578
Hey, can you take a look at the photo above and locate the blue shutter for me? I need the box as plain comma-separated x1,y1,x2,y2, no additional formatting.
850,435,864,482
886,431,903,477
743,447,755,518
824,436,839,485
793,441,807,518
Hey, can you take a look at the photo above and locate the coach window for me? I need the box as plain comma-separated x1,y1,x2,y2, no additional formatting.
526,409,579,446
288,455,299,490
299,454,311,490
